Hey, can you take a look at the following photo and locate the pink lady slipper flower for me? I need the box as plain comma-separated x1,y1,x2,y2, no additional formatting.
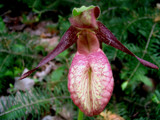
19,6,158,116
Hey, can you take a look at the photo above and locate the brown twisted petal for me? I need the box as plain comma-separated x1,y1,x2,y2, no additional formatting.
95,21,158,69
19,26,79,80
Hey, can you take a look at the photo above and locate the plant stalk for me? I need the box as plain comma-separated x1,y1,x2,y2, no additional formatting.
78,109,83,120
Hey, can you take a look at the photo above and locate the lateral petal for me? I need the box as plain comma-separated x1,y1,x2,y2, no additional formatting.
95,21,158,69
19,26,79,80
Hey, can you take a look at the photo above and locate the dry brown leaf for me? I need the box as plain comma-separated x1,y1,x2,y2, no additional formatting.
100,110,125,120
3,16,26,31
39,36,59,52
52,104,74,120
154,16,160,22
24,21,56,36
14,68,35,91
34,62,57,82
40,33,52,38
156,3,160,9
42,115,54,120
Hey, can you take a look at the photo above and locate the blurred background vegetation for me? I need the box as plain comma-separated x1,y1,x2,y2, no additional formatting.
0,0,160,119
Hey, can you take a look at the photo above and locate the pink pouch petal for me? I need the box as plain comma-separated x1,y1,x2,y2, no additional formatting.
68,49,114,116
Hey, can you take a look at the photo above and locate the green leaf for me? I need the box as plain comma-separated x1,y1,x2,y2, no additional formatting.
57,50,69,58
0,16,6,33
0,4,4,8
136,74,152,87
121,81,128,91
152,90,160,104
138,29,147,37
21,14,39,24
12,44,26,53
4,70,13,77
35,45,46,55
72,5,95,16
9,83,14,88
14,67,22,76
51,66,65,81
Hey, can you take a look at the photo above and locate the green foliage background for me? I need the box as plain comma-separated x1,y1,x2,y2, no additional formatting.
0,0,160,119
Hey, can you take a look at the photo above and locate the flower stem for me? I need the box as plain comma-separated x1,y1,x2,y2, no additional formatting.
78,109,83,120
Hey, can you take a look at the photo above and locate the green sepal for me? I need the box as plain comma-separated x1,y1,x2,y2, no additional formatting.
72,5,95,16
